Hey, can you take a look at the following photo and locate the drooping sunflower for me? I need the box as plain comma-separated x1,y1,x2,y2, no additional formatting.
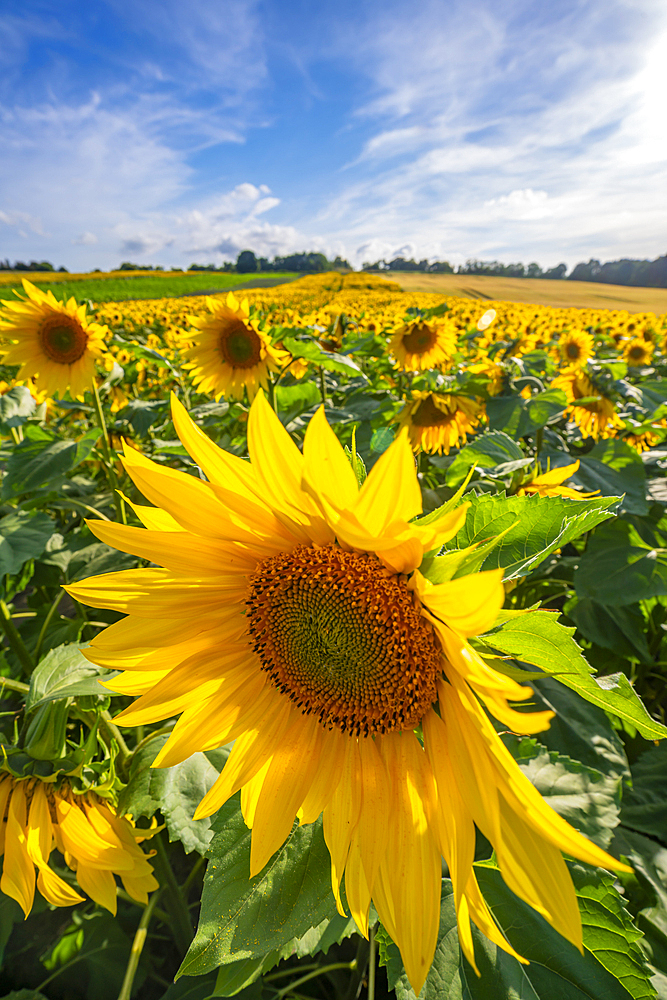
623,337,654,367
184,291,290,401
552,367,623,440
388,319,457,372
0,280,109,400
67,395,629,992
558,329,594,367
396,391,481,454
0,775,158,917
517,460,598,499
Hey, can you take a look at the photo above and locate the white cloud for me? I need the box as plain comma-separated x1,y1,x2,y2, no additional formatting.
73,231,98,245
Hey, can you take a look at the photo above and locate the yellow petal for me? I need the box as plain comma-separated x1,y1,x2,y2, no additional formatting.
76,863,118,914
323,738,363,915
1,783,35,917
302,406,359,511
352,430,421,530
415,568,505,637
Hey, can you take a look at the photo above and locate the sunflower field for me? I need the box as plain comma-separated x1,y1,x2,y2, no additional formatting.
0,271,666,1000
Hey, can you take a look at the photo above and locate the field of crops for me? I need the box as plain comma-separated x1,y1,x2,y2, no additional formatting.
0,270,299,304
0,270,666,1000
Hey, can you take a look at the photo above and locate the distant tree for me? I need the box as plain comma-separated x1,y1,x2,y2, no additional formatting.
274,252,329,273
568,260,602,282
236,250,258,273
58,266,69,273
332,255,352,271
526,262,543,278
428,261,454,273
543,263,567,280
256,257,273,272
119,262,145,271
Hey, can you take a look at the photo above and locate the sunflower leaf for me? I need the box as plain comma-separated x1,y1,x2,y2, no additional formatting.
0,510,54,577
178,797,337,979
480,612,667,740
442,490,620,578
387,866,655,1000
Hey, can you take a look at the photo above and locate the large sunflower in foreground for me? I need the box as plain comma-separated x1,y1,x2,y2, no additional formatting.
0,280,109,400
68,394,628,992
396,390,481,454
0,775,157,916
388,318,456,372
184,292,290,400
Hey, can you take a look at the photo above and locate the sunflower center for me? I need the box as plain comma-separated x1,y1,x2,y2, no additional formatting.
219,319,262,368
402,322,437,355
566,343,581,359
246,544,442,736
412,394,451,427
629,347,645,362
38,317,88,365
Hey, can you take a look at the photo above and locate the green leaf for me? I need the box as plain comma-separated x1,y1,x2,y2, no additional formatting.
620,743,667,844
40,910,137,1000
505,736,621,848
27,643,117,710
159,976,218,1000
388,865,654,1000
0,511,54,577
178,797,337,978
567,599,652,662
281,336,363,377
370,426,394,453
574,544,667,607
442,491,619,579
0,386,36,430
275,381,320,416
446,430,525,487
1,428,102,499
574,440,649,515
481,613,667,740
118,735,228,855
486,388,567,439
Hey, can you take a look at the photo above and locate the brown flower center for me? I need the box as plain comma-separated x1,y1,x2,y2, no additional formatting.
219,319,262,368
402,322,437,355
38,317,88,365
246,544,442,736
629,346,646,362
412,394,452,427
566,342,581,359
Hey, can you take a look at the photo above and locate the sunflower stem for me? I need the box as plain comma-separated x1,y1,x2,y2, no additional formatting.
152,832,194,955
319,365,327,404
368,925,376,1000
90,379,126,524
34,588,65,663
9,425,22,445
0,599,35,676
117,888,162,1000
267,378,278,413
535,425,544,457
0,675,30,694
100,710,132,765
273,961,357,999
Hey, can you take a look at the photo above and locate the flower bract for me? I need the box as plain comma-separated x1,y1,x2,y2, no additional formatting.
68,393,629,992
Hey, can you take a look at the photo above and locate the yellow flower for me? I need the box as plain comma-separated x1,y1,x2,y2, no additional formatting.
517,460,598,499
0,280,109,400
558,329,594,367
67,395,628,993
623,337,654,367
623,419,667,453
396,391,481,454
184,291,290,401
552,368,623,440
0,775,157,917
388,319,456,372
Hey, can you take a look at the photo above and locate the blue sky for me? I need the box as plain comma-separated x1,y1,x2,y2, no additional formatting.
1,0,666,271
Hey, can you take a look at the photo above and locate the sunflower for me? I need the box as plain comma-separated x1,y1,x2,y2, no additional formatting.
184,292,290,401
552,368,623,440
396,391,481,454
623,337,654,367
623,419,667,453
558,329,594,367
388,319,456,372
0,775,157,917
67,395,628,992
0,280,109,400
517,460,598,499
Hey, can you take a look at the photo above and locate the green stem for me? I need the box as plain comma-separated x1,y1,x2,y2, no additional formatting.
100,710,132,765
267,378,278,413
182,855,206,895
319,366,327,404
9,426,22,445
34,589,66,663
368,925,376,1000
91,379,126,524
0,675,30,694
117,889,162,1000
0,600,35,676
152,832,194,956
274,961,357,999
535,425,544,457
